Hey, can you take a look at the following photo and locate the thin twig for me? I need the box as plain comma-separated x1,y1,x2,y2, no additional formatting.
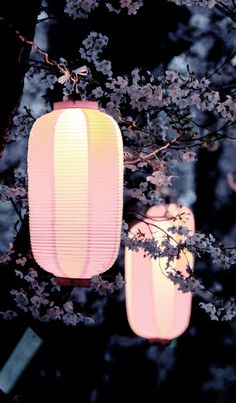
206,52,236,80
124,135,180,165
0,16,67,75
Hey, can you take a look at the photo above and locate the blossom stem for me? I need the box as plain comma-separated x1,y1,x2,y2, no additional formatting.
124,135,180,165
0,16,66,75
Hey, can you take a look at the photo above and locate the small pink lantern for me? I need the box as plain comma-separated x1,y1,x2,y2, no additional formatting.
125,204,195,341
28,101,123,282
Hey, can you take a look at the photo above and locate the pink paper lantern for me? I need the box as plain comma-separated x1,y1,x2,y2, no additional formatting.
125,204,195,341
28,101,123,280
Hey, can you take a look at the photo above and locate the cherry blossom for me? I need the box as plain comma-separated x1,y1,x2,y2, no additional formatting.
64,0,144,19
146,172,174,187
15,254,27,266
168,0,231,8
200,298,236,321
0,242,14,264
64,0,100,19
91,273,125,296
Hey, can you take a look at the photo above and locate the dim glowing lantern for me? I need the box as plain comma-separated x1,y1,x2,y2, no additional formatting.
125,204,195,341
28,101,123,280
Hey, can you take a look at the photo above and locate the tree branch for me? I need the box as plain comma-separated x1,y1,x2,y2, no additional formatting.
124,135,180,165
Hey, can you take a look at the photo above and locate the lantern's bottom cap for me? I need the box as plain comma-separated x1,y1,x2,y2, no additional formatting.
148,338,171,346
55,277,91,287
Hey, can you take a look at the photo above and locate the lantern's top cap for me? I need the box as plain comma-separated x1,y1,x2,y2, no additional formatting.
53,101,99,110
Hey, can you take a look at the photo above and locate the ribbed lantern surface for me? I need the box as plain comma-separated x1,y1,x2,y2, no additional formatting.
125,204,195,341
28,101,123,279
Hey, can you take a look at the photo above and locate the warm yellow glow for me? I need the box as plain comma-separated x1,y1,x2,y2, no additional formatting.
54,109,89,278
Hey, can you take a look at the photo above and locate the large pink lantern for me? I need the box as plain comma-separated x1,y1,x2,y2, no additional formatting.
125,204,195,341
28,101,123,281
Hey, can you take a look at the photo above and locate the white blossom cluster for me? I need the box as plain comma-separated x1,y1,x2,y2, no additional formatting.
78,33,236,121
8,266,93,325
0,243,14,264
91,273,125,296
127,181,164,205
64,0,100,19
122,219,236,319
122,221,206,295
200,298,236,321
0,185,27,203
64,0,143,19
120,69,236,119
167,269,203,293
168,0,232,8
167,225,190,236
25,31,236,142
123,217,236,267
0,243,125,323
79,32,112,77
186,232,236,269
123,221,193,279
0,184,28,215
25,67,58,93
106,0,143,15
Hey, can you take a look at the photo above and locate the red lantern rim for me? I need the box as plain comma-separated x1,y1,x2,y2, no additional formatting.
53,100,99,110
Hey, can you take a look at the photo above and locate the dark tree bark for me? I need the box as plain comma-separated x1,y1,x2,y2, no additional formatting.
0,6,41,396
0,0,41,307
0,0,41,157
